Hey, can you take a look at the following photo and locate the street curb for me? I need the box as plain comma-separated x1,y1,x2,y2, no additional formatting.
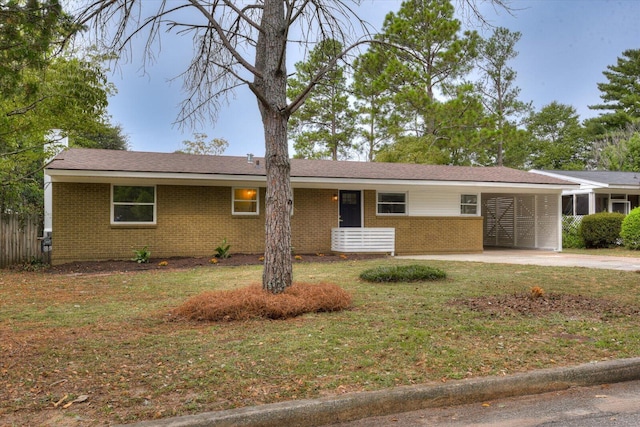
123,357,640,427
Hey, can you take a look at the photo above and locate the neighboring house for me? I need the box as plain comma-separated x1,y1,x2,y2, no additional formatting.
531,170,640,216
44,149,575,264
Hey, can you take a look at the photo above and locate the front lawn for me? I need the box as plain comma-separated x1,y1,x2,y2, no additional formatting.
2,258,640,425
563,247,640,258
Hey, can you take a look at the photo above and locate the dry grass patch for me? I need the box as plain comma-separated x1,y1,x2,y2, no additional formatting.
452,292,640,320
172,282,352,321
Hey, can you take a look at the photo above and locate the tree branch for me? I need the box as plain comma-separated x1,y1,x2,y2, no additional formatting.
5,96,51,116
187,0,261,78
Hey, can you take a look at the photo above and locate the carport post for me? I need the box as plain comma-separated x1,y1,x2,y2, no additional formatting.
556,192,563,251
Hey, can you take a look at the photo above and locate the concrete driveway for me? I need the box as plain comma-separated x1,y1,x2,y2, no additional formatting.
397,249,640,271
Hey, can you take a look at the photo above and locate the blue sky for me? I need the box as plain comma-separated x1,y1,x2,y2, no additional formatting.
104,0,640,157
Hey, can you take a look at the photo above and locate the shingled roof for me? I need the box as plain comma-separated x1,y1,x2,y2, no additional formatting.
534,170,640,187
46,148,573,186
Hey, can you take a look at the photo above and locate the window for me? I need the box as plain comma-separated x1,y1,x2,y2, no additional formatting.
610,194,630,214
377,192,406,215
576,194,589,215
233,188,259,215
112,185,155,224
342,192,359,205
562,195,574,215
460,194,478,215
611,200,630,214
563,194,589,216
595,194,608,213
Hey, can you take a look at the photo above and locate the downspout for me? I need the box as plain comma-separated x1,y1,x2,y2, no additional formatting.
43,130,68,242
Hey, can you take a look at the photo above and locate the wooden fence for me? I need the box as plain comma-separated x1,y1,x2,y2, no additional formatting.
0,214,43,268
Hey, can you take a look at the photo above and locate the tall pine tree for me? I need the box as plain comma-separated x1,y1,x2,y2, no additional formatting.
373,0,483,165
475,27,531,166
288,39,356,160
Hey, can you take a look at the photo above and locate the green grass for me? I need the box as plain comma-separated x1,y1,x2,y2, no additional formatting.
2,259,640,424
563,246,640,257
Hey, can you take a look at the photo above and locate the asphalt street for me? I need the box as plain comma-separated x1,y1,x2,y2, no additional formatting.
332,379,640,427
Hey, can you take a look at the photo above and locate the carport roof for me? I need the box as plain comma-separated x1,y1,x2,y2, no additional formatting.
47,148,575,186
533,170,640,187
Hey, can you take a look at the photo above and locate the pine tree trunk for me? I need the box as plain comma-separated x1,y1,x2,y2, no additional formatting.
262,109,293,293
256,0,293,293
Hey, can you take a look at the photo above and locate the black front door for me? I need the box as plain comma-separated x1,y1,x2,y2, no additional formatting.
339,190,362,228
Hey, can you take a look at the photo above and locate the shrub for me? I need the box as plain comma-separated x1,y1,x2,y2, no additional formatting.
215,238,231,258
562,216,585,249
359,264,446,283
9,256,48,271
621,207,640,250
131,246,151,263
580,212,625,248
172,283,352,321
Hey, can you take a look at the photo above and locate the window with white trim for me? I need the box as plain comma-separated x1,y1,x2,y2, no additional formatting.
377,192,407,215
460,194,478,215
233,188,259,215
610,194,630,214
112,185,156,224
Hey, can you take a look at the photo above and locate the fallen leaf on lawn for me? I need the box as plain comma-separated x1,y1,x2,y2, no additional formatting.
595,395,608,398
482,403,491,407
73,395,89,403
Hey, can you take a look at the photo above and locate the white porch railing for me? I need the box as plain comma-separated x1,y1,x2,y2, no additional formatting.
331,227,395,256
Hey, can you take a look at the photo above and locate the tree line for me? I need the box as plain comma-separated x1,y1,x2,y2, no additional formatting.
288,1,640,172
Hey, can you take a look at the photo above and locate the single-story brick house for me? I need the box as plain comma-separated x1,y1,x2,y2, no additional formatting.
531,170,640,216
44,149,576,264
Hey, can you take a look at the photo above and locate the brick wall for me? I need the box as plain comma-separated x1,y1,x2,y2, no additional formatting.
363,190,483,254
291,188,338,254
51,183,338,264
51,184,481,264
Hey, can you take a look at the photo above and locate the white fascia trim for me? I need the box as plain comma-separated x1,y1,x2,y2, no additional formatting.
46,169,574,191
562,189,595,196
605,185,640,191
529,170,608,189
46,169,266,184
290,176,575,191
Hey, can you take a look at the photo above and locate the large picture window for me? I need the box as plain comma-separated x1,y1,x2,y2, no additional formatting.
377,192,407,215
112,185,156,224
233,188,259,215
460,194,478,215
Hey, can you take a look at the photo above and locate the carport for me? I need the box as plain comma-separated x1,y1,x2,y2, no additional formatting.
482,193,560,250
